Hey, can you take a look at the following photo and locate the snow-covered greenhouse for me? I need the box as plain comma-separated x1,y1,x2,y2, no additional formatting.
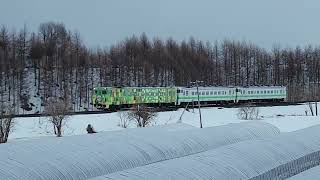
90,125,320,180
0,122,279,180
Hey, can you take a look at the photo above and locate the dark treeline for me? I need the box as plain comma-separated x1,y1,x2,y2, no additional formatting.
0,22,319,114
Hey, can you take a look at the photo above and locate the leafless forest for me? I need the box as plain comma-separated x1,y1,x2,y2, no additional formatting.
0,22,319,114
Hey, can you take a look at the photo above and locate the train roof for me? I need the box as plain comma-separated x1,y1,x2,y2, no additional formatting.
94,86,286,90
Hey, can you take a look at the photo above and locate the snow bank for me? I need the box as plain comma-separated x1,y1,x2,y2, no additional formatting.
0,122,278,180
91,125,320,180
288,166,320,180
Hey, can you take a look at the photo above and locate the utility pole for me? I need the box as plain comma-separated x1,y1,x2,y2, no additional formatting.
191,80,203,128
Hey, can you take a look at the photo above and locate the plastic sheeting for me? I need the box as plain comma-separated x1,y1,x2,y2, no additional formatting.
91,125,320,180
288,166,320,180
0,122,279,180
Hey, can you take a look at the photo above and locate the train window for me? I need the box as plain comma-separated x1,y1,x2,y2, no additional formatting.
248,91,251,94
102,90,106,94
214,91,217,95
257,91,259,94
267,91,270,94
229,90,231,95
218,91,221,95
201,92,205,95
192,92,194,95
186,91,189,96
264,90,266,94
271,90,273,94
210,91,213,95
206,91,209,95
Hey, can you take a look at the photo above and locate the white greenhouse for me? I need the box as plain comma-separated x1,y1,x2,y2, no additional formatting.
0,122,279,180
90,125,320,180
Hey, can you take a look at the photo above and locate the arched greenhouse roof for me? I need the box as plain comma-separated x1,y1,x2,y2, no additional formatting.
91,125,320,180
0,122,279,180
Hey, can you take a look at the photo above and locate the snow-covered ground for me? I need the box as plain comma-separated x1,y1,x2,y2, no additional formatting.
9,103,320,141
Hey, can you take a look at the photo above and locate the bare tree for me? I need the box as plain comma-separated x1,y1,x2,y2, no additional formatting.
0,104,14,143
117,111,131,128
127,105,157,128
44,98,70,137
308,102,315,116
237,104,260,120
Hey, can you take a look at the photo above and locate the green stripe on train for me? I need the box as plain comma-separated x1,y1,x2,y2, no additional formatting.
179,94,286,100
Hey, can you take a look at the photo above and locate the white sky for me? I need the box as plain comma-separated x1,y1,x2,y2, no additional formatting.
1,0,320,49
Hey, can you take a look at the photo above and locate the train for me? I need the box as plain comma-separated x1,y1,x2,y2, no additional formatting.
92,86,287,110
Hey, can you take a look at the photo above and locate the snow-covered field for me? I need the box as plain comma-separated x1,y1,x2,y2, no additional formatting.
9,103,320,141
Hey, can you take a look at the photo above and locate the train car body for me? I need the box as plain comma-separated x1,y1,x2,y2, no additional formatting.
93,86,286,110
176,86,286,105
176,87,236,105
93,87,177,109
237,86,286,102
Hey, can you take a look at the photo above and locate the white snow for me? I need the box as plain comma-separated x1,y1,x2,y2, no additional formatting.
91,125,320,180
9,103,320,141
0,122,279,180
288,166,320,180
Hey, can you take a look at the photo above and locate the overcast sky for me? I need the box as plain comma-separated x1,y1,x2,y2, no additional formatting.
1,0,320,49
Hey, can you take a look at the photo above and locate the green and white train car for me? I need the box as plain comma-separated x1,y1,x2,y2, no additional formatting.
93,86,286,110
176,86,286,105
176,87,236,105
93,87,177,109
237,86,286,102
